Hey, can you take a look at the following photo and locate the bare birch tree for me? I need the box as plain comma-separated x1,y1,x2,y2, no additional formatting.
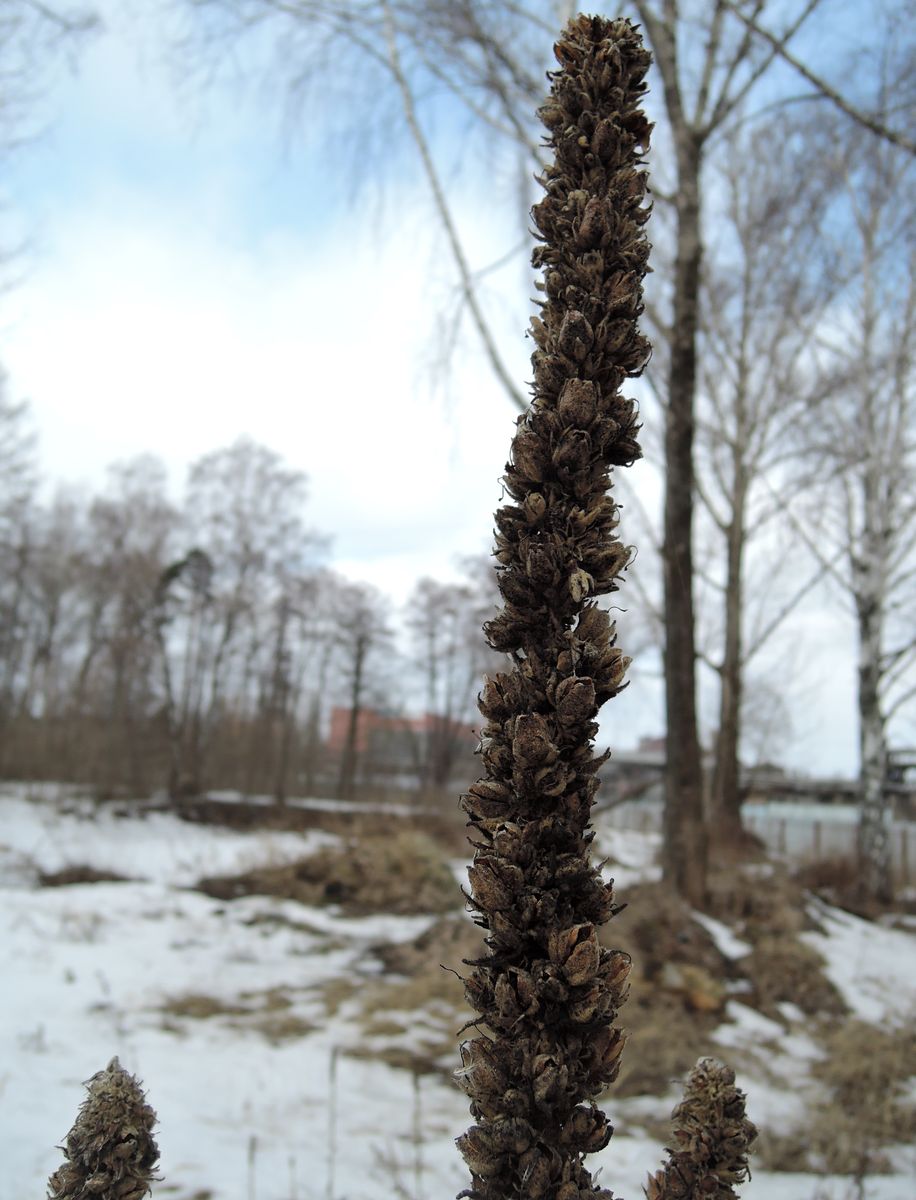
0,378,37,764
333,578,392,800
693,115,837,842
155,437,323,797
87,457,178,792
792,119,916,904
406,568,503,791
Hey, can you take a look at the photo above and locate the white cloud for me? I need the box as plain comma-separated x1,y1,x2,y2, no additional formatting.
3,174,516,584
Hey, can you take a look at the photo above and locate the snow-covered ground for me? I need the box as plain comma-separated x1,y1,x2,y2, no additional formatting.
2,783,914,1199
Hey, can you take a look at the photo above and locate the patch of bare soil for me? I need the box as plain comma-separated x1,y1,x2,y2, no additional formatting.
197,831,461,916
39,866,132,886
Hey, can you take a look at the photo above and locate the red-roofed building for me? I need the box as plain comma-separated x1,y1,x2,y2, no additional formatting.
327,706,477,784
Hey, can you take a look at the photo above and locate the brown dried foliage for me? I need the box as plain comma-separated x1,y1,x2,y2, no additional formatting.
455,15,652,1200
47,1057,159,1200
758,1017,916,1176
645,1058,757,1200
643,1060,758,1200
198,830,458,915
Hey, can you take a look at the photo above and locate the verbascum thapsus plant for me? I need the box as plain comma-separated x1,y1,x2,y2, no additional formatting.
455,15,754,1200
47,1057,159,1200
645,1059,756,1199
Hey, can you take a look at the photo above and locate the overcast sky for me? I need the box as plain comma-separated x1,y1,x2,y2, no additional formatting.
2,0,893,776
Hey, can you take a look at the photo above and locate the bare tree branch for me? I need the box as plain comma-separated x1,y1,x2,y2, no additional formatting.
379,0,527,411
743,562,830,664
721,0,916,154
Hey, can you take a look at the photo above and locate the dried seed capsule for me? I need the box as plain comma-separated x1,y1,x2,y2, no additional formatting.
562,1107,611,1153
558,378,598,425
557,310,594,359
554,676,597,726
484,612,524,652
563,929,601,986
569,568,593,603
512,431,548,482
552,429,592,474
575,604,612,644
468,859,514,910
512,714,557,767
458,1038,507,1096
457,1127,504,1178
524,491,548,521
478,675,511,721
520,1150,553,1198
577,196,608,248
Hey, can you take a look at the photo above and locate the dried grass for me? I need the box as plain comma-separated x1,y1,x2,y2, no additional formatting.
741,935,846,1018
608,882,731,980
249,1013,317,1043
312,976,361,1017
160,993,249,1020
757,1017,916,1176
159,987,316,1043
706,861,810,937
340,915,484,1078
39,865,132,887
178,794,470,854
197,830,460,915
595,883,728,1096
613,993,721,1098
791,855,916,919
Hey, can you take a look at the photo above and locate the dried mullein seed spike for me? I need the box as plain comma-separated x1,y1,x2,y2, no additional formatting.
458,14,661,1200
646,1058,757,1200
47,1058,159,1200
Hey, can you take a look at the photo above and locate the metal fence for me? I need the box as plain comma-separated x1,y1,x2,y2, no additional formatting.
742,802,912,887
606,798,914,888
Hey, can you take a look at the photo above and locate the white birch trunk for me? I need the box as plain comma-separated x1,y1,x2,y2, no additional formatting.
856,591,892,902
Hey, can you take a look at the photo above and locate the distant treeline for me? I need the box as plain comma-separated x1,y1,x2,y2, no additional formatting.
0,427,500,800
